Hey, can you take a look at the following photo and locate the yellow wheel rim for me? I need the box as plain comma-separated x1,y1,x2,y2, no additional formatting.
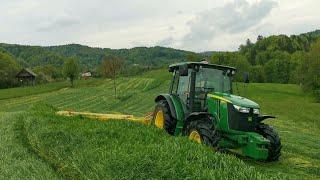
154,110,164,129
189,130,202,144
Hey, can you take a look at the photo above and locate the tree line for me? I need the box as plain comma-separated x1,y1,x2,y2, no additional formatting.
0,43,193,70
0,50,20,88
209,30,320,101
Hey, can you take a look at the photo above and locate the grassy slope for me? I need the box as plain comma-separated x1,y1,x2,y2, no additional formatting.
11,106,269,179
0,78,107,100
0,70,169,114
0,70,319,179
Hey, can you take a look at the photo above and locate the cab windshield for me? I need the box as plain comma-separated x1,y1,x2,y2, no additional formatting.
195,67,232,94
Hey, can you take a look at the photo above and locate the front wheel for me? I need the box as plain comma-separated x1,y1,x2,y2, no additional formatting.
256,123,282,161
184,120,220,147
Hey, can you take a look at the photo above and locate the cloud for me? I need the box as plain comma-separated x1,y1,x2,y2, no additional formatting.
1,0,319,52
180,0,278,50
168,26,175,31
156,36,174,46
37,16,80,32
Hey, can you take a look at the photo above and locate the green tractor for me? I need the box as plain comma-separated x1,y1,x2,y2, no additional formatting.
152,62,281,161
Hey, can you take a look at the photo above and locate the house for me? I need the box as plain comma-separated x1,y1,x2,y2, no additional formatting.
81,71,92,79
16,68,37,86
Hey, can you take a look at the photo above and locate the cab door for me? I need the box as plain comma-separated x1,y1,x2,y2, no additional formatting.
170,69,191,108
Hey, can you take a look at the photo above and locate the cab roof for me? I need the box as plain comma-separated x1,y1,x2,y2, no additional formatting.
169,62,236,72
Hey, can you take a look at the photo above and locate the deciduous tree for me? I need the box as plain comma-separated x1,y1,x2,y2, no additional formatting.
0,52,19,88
63,58,79,87
101,56,123,98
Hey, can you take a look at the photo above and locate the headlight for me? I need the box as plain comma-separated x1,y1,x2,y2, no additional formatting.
253,108,260,115
233,105,250,113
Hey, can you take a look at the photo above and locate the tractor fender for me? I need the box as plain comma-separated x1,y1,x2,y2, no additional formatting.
184,112,214,127
183,112,219,130
155,94,187,135
155,94,177,119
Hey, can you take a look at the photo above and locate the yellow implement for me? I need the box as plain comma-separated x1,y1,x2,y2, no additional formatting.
56,110,151,125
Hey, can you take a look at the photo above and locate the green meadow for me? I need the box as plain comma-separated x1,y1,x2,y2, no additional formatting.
0,70,319,179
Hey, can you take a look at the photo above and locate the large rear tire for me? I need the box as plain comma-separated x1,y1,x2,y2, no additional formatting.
152,100,177,135
184,120,220,147
256,123,282,161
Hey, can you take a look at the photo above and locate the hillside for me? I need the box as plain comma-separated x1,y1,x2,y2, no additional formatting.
0,70,319,179
0,43,193,69
300,29,320,38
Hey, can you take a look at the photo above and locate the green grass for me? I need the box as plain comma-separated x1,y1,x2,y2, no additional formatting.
3,105,273,179
0,81,68,100
0,78,106,100
0,76,167,114
0,70,319,179
0,112,59,179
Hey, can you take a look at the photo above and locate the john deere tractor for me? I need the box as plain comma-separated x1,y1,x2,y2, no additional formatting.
152,62,281,161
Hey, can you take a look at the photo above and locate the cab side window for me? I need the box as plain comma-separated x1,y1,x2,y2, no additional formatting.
171,71,180,94
177,73,189,95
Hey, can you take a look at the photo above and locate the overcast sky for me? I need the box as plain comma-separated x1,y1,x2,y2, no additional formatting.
0,0,319,52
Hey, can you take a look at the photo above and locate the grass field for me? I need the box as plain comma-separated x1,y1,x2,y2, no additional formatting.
0,69,319,179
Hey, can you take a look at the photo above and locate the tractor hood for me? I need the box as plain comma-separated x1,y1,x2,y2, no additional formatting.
208,92,260,109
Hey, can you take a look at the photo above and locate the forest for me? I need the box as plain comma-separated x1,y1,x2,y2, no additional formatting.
209,30,320,101
0,30,319,100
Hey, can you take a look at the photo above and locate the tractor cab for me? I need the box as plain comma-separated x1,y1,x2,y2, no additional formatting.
168,62,235,113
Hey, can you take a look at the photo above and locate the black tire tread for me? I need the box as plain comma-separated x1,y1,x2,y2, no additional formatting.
256,123,282,161
184,119,220,147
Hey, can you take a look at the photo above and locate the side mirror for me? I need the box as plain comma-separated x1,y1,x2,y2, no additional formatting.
179,65,189,76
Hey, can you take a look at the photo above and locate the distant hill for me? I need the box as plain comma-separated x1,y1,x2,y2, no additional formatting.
0,43,66,68
299,29,320,38
0,43,195,69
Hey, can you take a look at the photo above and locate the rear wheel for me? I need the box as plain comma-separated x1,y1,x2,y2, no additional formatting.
152,100,177,135
256,123,282,161
184,120,220,147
